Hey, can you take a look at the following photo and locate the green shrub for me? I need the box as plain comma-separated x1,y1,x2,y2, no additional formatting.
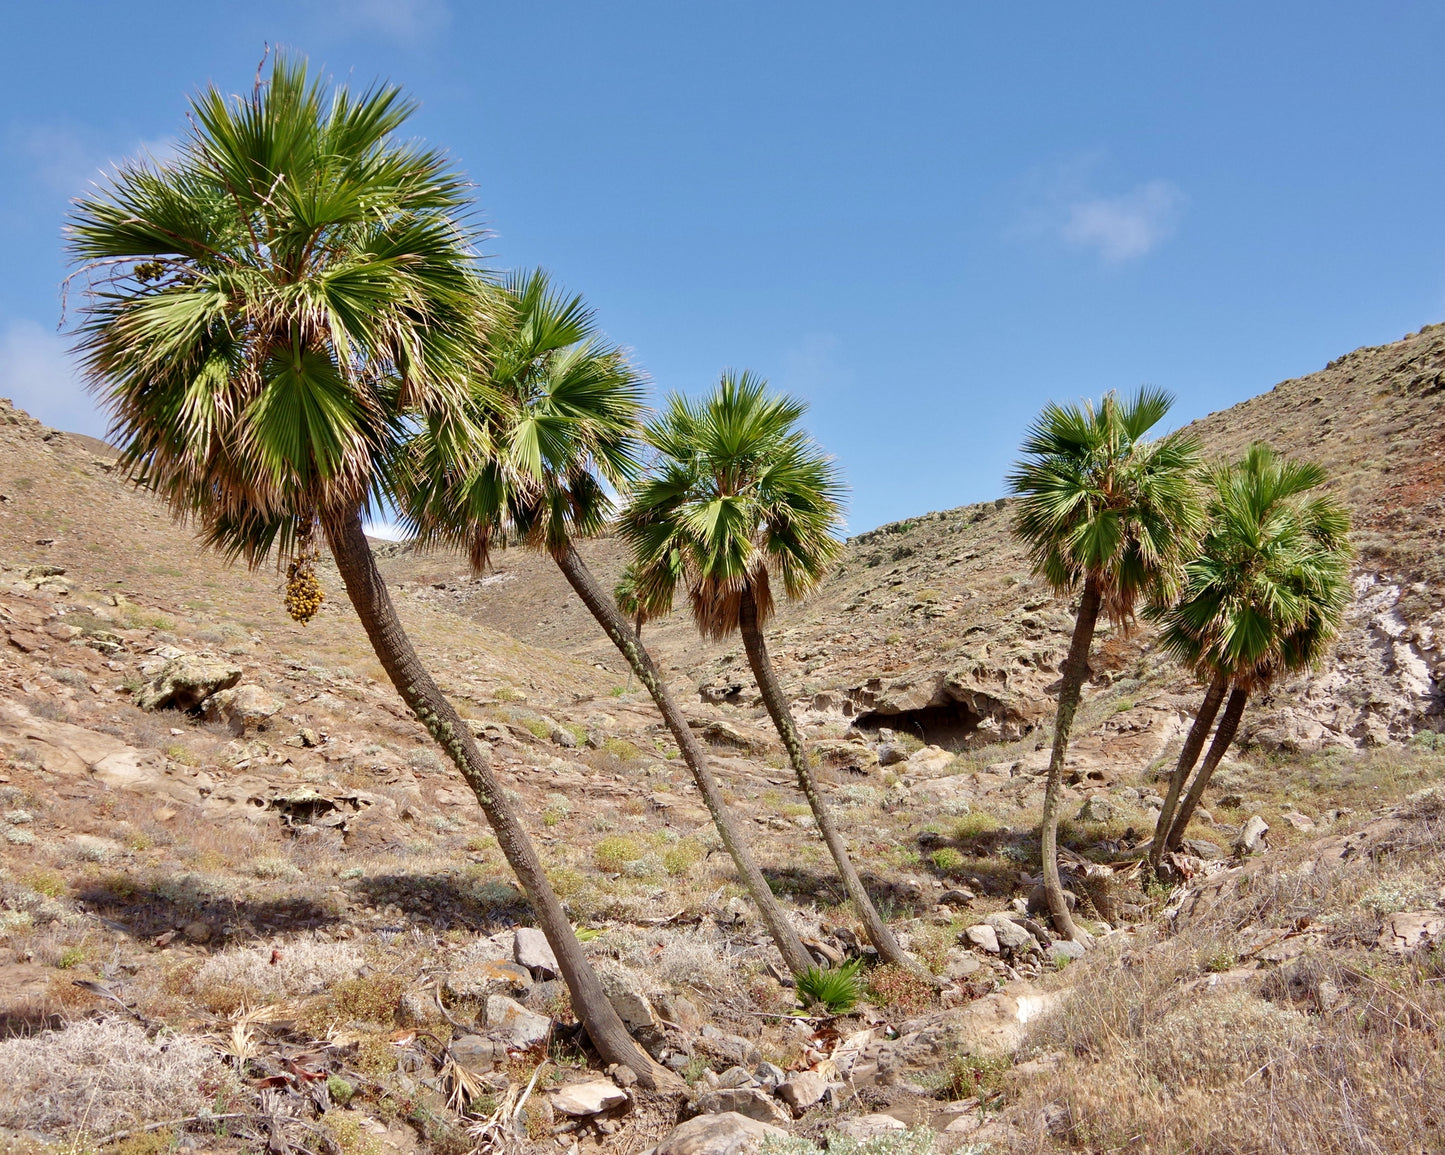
796,959,863,1014
594,836,643,873
930,847,965,873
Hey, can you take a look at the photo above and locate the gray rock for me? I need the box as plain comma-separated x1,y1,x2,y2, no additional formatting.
1281,811,1316,832
1180,839,1224,860
964,923,1000,953
550,1080,629,1116
944,949,982,979
449,1034,504,1074
203,683,282,736
876,744,908,767
599,967,656,1032
1378,911,1445,955
776,1068,830,1112
136,654,242,712
1047,940,1086,963
655,1111,788,1155
446,959,533,1000
985,913,1037,953
830,1114,906,1141
753,1061,786,1089
549,725,578,749
716,1065,756,1089
484,994,552,1048
1027,884,1077,914
513,927,559,978
694,1087,791,1126
1075,795,1118,823
1234,815,1270,855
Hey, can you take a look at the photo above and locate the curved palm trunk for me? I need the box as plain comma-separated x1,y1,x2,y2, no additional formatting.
738,588,923,974
323,511,678,1091
552,544,814,977
1148,669,1229,869
1164,685,1249,853
1040,577,1102,943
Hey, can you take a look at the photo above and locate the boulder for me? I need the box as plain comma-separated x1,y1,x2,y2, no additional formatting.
830,1115,906,1141
513,927,559,978
449,1034,505,1074
136,654,242,712
1075,795,1118,823
446,959,533,1000
694,1088,791,1127
550,1080,629,1117
655,1112,787,1155
599,967,656,1032
1378,911,1445,955
985,914,1037,954
1234,815,1270,856
483,995,551,1048
776,1069,831,1113
876,744,908,767
964,923,1000,953
906,745,955,775
1047,940,1086,963
203,684,282,736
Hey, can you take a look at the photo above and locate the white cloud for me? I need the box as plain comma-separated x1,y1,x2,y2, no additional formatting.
331,0,450,42
0,319,106,438
363,520,412,543
1061,180,1186,263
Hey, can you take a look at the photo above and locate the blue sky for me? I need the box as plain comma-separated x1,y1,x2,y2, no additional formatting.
2,2,1443,533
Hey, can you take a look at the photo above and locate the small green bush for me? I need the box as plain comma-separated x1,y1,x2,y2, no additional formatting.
930,847,965,873
594,835,643,873
796,959,863,1014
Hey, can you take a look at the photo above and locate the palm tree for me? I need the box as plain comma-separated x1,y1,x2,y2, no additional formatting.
1007,389,1203,941
1151,444,1352,859
65,56,674,1089
400,272,815,976
620,373,922,973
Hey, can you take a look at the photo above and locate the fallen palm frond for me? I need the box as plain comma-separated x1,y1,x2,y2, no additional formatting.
466,1060,548,1152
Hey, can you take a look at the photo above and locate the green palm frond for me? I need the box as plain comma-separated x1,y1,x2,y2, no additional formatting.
1153,442,1353,688
618,371,847,640
1007,387,1204,625
398,268,646,568
67,51,490,564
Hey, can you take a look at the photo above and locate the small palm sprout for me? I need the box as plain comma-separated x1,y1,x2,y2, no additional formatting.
796,959,864,1015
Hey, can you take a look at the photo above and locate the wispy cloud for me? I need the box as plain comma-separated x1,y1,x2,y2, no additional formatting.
1061,180,1185,263
329,0,451,43
0,319,105,438
1012,155,1186,264
11,124,183,200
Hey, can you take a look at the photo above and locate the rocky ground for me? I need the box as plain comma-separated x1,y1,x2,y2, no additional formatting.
0,323,1441,1155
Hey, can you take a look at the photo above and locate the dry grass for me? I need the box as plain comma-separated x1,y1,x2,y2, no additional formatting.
1000,789,1445,1153
192,940,365,1009
0,1017,227,1135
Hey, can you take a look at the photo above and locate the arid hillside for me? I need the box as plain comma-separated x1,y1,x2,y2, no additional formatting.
0,324,1440,1155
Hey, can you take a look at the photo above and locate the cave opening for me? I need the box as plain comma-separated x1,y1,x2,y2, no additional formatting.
852,700,984,750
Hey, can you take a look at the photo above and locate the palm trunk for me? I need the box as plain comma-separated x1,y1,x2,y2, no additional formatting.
1164,685,1249,853
738,587,923,974
552,543,814,977
323,511,678,1091
1040,577,1102,943
1148,669,1229,869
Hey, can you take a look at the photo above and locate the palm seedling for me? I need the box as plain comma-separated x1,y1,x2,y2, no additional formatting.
398,272,815,976
620,372,923,973
1007,389,1203,940
66,55,672,1087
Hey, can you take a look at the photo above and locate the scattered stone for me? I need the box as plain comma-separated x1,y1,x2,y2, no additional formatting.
513,927,559,978
1180,839,1224,860
944,949,982,979
449,1034,504,1074
907,745,955,774
830,1114,906,1141
1076,795,1117,823
1047,940,1086,963
549,725,578,749
655,1111,787,1155
694,1087,791,1126
446,959,533,1000
1377,911,1445,955
985,913,1037,953
1281,810,1316,832
599,968,656,1031
716,1065,756,1089
1234,815,1270,855
776,1068,830,1112
203,683,282,736
753,1061,786,1089
876,744,908,767
483,995,551,1048
550,1080,629,1117
964,923,1000,953
1027,884,1076,914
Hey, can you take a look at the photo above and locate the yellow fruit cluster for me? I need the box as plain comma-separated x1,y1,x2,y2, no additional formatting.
284,559,325,624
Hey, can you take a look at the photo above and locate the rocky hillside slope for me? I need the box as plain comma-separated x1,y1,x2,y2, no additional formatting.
385,322,1445,756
